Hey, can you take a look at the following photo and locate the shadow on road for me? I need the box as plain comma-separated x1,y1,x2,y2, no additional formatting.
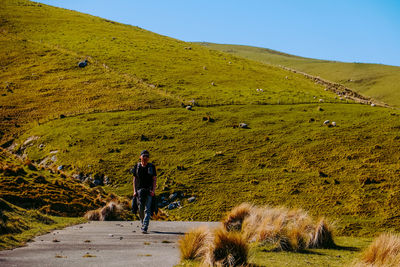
151,231,185,235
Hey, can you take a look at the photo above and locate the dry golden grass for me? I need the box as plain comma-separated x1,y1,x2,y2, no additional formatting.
84,200,122,221
309,217,336,249
179,204,336,265
0,149,106,217
84,209,101,221
279,227,309,252
100,201,121,221
225,204,335,251
206,228,249,267
354,233,400,267
222,203,253,232
151,209,169,221
178,226,211,261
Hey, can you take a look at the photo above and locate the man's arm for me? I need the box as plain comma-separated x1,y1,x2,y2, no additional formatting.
131,164,138,197
133,176,137,197
150,176,157,196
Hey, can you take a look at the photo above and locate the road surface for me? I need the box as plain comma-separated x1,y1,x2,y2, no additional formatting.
0,221,220,267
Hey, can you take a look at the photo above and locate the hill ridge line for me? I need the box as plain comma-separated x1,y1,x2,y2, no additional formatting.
201,43,399,108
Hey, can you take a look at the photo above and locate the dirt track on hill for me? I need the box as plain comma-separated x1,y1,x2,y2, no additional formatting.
0,221,220,267
280,65,390,107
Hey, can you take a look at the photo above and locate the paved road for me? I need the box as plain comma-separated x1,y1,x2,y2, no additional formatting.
0,221,220,267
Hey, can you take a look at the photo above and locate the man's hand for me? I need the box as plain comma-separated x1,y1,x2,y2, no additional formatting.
150,191,155,197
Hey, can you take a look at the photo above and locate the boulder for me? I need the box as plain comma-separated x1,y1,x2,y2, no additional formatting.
239,123,248,129
78,60,88,68
167,203,177,210
169,192,178,201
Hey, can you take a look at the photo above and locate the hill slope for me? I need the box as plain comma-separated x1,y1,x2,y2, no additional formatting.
15,104,400,235
0,197,84,250
0,0,338,143
199,43,400,107
0,149,96,249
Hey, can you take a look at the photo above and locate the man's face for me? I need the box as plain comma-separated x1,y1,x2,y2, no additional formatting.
140,154,149,163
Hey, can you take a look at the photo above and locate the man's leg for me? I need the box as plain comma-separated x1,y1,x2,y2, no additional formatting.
142,195,153,232
139,201,145,225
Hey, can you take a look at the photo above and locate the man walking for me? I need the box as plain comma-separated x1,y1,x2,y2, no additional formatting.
132,150,157,233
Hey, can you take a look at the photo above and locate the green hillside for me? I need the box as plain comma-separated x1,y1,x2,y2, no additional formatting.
0,0,337,143
199,43,400,107
0,197,84,250
0,149,108,216
15,104,400,236
0,149,94,249
1,0,400,244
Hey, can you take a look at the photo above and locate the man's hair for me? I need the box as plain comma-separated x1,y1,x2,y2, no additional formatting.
140,150,150,157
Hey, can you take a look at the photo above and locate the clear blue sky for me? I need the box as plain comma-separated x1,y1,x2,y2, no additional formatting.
37,0,400,66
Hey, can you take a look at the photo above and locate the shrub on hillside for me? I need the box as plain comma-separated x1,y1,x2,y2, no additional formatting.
179,226,249,266
84,201,122,221
309,218,336,249
225,204,335,251
179,204,336,265
207,228,249,266
354,233,400,267
84,196,136,221
178,226,211,261
222,203,253,232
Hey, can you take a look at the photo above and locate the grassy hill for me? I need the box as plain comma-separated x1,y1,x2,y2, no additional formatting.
14,104,400,236
0,197,85,250
1,0,400,247
0,147,135,249
0,0,337,143
199,43,400,107
0,149,97,249
0,149,109,216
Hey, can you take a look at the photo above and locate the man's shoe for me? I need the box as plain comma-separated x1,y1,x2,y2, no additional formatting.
141,229,148,234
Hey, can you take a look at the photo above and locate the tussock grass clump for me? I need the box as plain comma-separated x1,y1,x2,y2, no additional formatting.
207,228,249,267
100,201,122,221
225,204,335,252
178,227,211,261
179,226,249,266
179,204,336,265
354,233,400,267
84,209,101,221
84,199,128,221
223,203,253,232
309,218,336,249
